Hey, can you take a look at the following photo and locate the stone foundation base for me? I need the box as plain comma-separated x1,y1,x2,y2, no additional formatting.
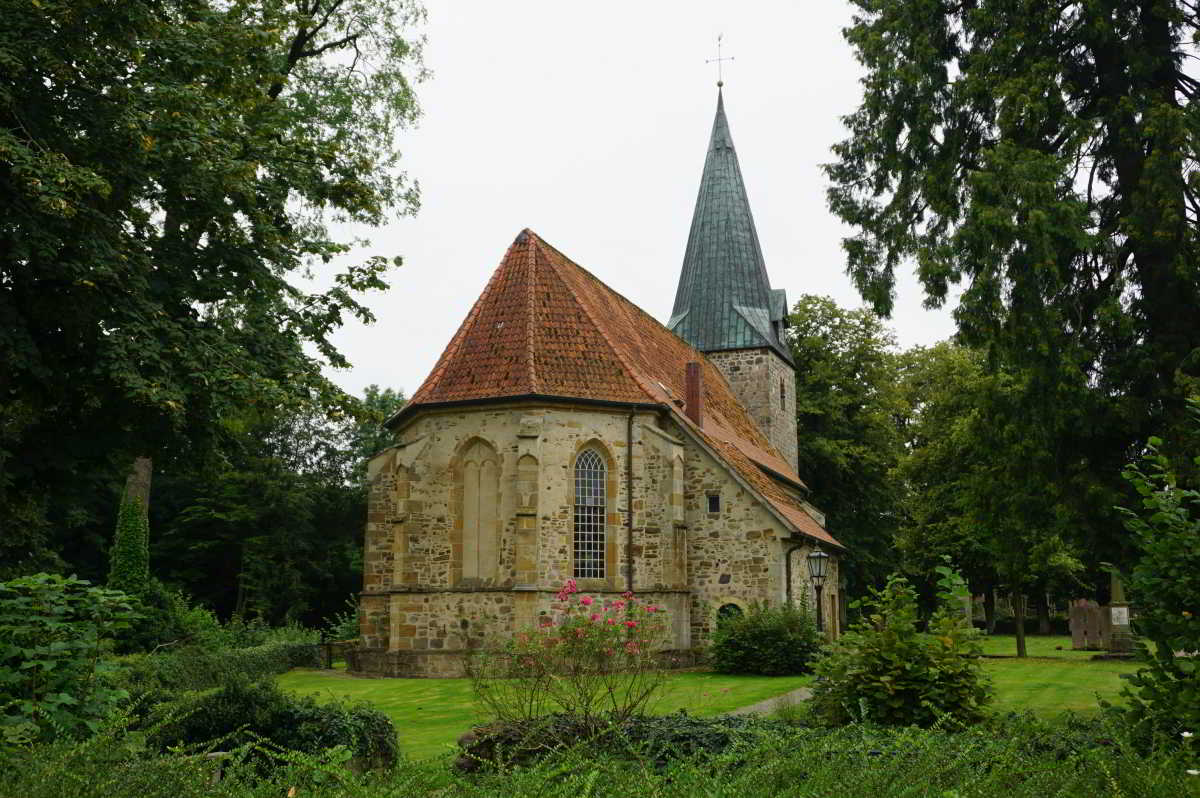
347,647,469,678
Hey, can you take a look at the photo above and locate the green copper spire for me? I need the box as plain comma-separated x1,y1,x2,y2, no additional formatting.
668,89,792,364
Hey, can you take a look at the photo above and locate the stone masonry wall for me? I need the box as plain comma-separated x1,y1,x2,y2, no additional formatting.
782,538,842,640
356,399,834,676
707,349,798,473
662,413,790,644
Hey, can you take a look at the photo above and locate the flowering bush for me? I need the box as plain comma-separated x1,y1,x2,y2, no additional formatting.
468,580,669,730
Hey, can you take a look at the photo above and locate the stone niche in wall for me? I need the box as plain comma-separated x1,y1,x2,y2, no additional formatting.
454,438,501,585
514,414,542,587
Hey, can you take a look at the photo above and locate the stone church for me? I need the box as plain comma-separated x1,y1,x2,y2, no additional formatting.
353,89,844,677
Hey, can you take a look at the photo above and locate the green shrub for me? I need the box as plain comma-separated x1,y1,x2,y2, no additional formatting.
809,572,991,727
456,711,790,771
323,597,361,642
3,712,1198,798
117,642,322,694
221,616,320,648
166,592,228,648
1117,406,1200,743
0,573,138,744
709,600,821,675
113,579,188,654
145,678,398,769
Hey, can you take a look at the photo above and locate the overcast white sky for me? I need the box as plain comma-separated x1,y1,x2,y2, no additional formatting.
321,1,958,398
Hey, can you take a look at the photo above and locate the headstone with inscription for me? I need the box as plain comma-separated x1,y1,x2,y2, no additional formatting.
1107,569,1134,653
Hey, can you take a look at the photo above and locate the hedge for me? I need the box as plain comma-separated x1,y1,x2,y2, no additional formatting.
117,642,322,693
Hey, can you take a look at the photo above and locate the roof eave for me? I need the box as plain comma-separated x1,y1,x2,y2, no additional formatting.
385,394,664,430
667,411,841,550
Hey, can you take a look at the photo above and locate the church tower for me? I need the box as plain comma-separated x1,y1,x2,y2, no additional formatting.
668,88,799,472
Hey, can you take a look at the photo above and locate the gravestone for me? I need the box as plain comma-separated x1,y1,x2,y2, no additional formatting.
1069,599,1105,650
1107,570,1134,653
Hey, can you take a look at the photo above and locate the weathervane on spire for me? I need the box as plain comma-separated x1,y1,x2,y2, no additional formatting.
706,34,734,88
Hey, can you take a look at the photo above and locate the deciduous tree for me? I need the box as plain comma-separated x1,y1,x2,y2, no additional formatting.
787,295,905,594
0,0,425,564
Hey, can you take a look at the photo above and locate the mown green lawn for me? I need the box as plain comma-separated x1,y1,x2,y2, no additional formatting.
979,633,1102,659
278,636,1142,760
278,668,810,760
977,635,1140,715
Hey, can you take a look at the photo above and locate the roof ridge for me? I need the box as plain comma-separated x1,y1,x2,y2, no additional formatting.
523,231,539,393
530,232,735,385
529,231,786,459
529,235,659,406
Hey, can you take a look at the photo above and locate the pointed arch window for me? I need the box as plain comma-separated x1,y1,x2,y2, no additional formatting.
573,448,607,579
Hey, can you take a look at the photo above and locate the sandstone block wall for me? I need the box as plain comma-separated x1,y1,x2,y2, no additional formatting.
707,349,798,473
356,399,834,676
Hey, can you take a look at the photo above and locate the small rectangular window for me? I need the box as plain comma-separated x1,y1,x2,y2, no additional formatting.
707,493,721,513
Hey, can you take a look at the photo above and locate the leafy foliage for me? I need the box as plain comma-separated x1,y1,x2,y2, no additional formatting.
5,711,1198,798
786,295,904,593
117,640,321,696
469,581,669,732
827,0,1200,627
152,386,405,625
893,343,1086,652
323,597,362,642
0,0,424,571
0,573,138,744
709,600,821,676
1117,402,1200,741
810,573,991,728
827,0,1200,435
456,711,789,772
145,678,398,770
107,497,151,598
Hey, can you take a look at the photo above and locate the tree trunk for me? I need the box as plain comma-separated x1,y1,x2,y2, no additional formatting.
1014,593,1027,657
1035,590,1052,636
984,586,996,635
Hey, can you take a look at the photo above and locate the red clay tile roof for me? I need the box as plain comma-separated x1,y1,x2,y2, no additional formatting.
403,230,841,549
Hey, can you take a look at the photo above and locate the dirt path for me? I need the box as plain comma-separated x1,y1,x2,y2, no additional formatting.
726,686,812,716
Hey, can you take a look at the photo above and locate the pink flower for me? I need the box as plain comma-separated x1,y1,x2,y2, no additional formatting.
625,641,639,653
611,600,625,610
606,617,616,625
579,595,594,606
624,620,638,629
645,605,658,613
589,613,601,622
621,591,634,600
556,579,578,602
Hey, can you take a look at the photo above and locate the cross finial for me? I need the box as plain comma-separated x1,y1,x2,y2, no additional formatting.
706,34,734,88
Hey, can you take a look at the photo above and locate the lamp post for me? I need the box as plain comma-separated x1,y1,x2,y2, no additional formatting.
807,546,830,634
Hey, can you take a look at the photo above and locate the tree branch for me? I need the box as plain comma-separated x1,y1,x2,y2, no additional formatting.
299,33,361,59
